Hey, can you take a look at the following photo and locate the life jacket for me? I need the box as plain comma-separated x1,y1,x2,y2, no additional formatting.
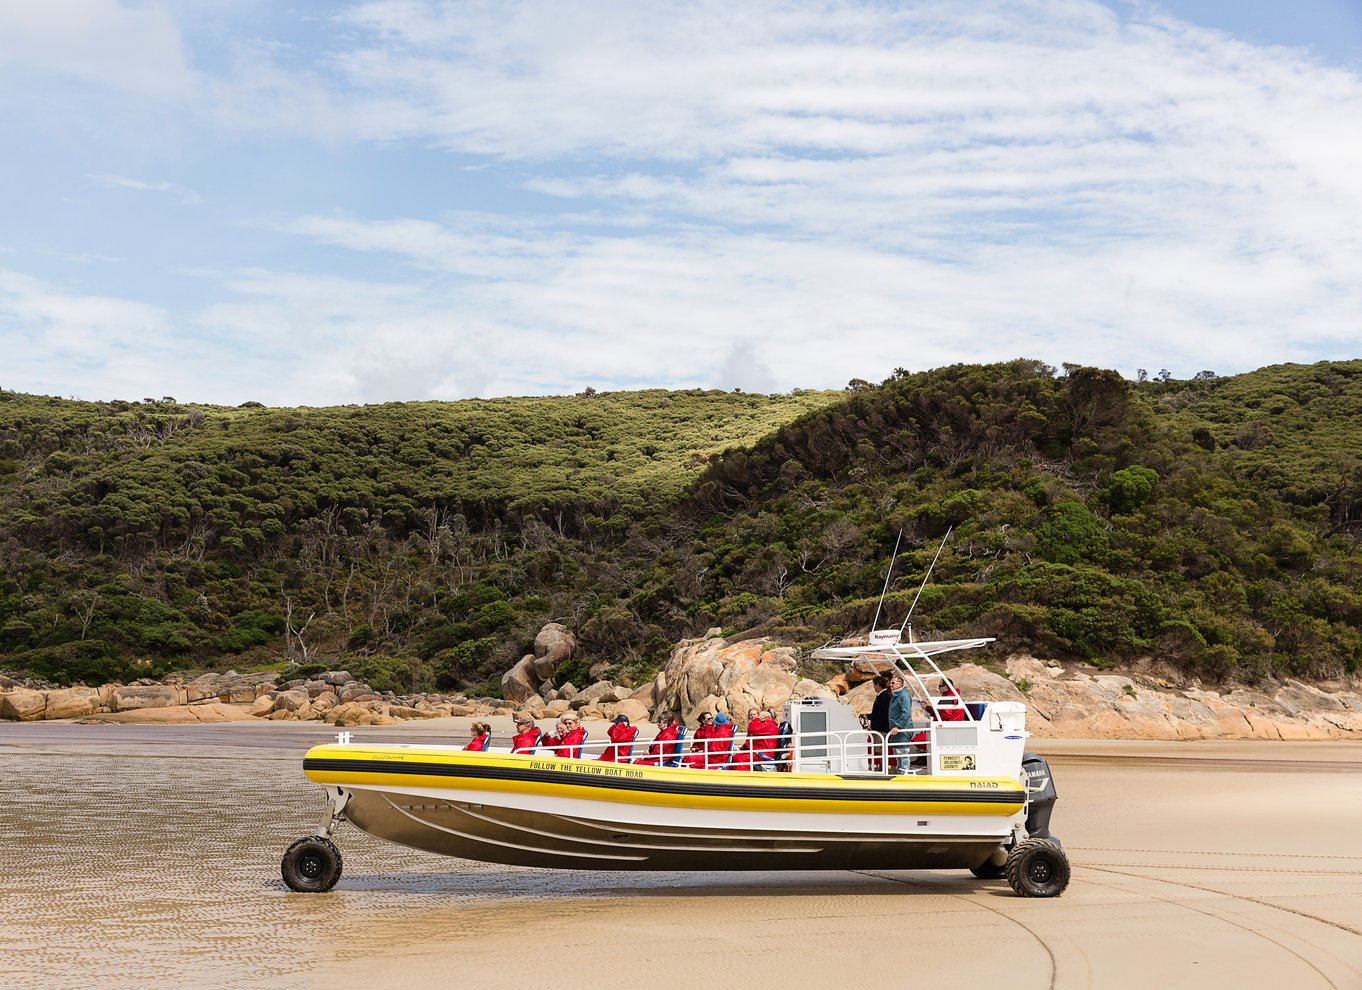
463,734,491,752
511,727,542,754
598,723,638,762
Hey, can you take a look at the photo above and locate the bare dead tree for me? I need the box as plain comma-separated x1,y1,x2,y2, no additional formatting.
72,590,101,641
284,595,316,662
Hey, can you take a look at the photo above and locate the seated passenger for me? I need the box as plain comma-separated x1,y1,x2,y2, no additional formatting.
547,713,587,758
727,708,776,770
749,709,781,770
463,721,493,752
599,714,639,762
511,716,542,754
710,712,736,767
932,679,966,721
682,711,719,768
635,716,682,766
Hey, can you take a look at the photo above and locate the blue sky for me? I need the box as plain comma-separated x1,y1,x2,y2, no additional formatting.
2,0,1361,405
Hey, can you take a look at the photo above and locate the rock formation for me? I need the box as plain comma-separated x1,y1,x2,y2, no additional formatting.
501,622,577,702
2,636,1360,739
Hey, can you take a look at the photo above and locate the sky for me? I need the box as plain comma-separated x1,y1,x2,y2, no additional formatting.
2,0,1361,406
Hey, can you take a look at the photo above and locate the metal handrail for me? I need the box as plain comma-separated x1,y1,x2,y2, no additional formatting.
470,726,932,775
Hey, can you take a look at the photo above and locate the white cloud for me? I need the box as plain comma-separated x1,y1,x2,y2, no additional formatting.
91,174,202,206
3,0,1361,403
0,0,194,98
0,268,183,399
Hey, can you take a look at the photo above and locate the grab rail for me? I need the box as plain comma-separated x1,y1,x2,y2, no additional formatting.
475,727,932,775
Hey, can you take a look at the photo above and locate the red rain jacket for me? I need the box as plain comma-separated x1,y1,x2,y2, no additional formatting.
636,721,680,765
933,683,966,721
728,716,781,769
463,734,492,752
683,724,719,768
511,727,542,754
547,724,587,758
599,722,639,762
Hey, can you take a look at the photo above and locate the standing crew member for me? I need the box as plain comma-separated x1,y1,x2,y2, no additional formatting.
869,673,893,771
886,674,914,775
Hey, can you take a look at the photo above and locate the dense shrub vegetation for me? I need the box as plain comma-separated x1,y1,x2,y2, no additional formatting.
2,360,1359,688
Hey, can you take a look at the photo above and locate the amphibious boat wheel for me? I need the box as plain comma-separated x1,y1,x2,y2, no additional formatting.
1005,838,1070,898
281,835,343,893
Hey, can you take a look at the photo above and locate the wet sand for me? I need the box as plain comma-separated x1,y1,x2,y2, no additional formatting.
1,721,1359,990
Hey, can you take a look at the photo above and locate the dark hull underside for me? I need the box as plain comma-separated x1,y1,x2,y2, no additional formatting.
343,788,1002,871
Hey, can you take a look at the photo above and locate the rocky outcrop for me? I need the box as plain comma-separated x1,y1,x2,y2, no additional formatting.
502,622,578,702
646,637,810,722
0,687,50,721
111,685,186,711
81,702,258,724
43,688,101,720
942,657,1362,741
5,640,1361,739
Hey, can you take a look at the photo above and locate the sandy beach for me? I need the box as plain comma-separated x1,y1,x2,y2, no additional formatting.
1,719,1359,990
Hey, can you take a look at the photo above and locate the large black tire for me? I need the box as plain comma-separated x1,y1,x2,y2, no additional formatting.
281,835,343,893
1005,837,1070,898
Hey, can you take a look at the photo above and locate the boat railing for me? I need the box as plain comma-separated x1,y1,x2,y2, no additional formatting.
502,727,931,775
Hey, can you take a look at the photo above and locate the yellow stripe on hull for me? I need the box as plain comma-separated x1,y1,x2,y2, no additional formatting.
303,744,1026,817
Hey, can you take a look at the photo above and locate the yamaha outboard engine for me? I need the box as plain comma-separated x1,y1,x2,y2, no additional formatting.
1021,752,1059,844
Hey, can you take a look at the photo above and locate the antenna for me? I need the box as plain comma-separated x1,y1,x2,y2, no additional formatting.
869,529,903,633
899,525,953,636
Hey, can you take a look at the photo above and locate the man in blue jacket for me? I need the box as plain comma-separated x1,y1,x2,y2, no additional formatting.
886,674,914,775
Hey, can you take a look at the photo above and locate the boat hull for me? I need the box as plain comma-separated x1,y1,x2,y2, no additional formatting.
304,745,1026,871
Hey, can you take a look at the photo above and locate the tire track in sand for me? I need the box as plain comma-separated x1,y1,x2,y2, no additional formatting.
1077,863,1361,989
852,870,1065,990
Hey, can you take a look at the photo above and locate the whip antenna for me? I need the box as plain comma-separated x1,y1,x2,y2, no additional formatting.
899,525,953,636
869,529,903,633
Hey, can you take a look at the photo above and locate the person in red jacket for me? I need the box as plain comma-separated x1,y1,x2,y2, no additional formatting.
725,709,779,770
599,714,639,762
710,712,736,768
682,712,719,768
636,716,681,766
546,713,587,758
749,709,782,770
511,716,542,754
932,679,966,721
463,721,493,752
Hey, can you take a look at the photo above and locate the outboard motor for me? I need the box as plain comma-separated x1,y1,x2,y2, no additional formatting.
1021,752,1059,844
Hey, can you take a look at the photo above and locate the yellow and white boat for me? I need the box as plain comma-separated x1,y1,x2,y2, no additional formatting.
281,633,1069,897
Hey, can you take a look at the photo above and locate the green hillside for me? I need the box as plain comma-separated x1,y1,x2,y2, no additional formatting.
0,387,840,688
2,360,1360,690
